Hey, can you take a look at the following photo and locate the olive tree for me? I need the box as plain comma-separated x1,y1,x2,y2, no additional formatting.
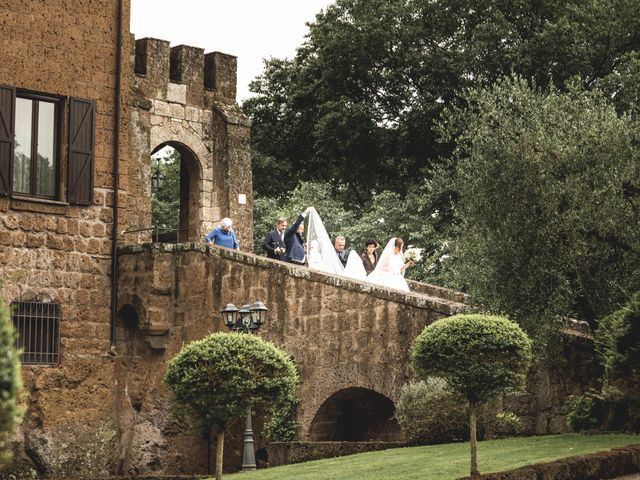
0,298,22,463
165,332,298,480
412,314,532,477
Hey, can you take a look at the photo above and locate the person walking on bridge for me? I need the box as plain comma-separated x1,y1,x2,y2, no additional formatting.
285,207,312,265
262,217,288,260
204,218,239,250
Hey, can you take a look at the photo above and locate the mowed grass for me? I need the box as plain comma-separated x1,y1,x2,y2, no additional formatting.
224,433,639,480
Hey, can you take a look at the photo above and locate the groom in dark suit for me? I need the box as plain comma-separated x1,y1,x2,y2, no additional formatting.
262,217,288,260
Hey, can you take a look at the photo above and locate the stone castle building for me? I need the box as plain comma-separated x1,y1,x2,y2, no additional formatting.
0,1,596,477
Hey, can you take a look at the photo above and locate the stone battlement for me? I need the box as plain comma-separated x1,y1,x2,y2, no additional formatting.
134,37,237,104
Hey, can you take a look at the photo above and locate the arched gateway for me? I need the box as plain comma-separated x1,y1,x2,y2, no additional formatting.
309,387,402,441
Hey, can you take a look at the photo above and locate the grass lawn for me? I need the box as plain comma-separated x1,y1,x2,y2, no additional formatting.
224,433,639,480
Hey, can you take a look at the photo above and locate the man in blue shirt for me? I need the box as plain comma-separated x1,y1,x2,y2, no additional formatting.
204,218,239,250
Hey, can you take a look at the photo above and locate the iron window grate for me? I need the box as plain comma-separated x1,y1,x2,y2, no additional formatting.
11,300,60,365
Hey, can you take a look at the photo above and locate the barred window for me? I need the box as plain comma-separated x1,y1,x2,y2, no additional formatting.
12,298,60,365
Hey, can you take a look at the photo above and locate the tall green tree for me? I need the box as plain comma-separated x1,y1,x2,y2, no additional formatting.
165,333,298,480
0,298,22,463
438,77,640,333
245,0,640,204
412,314,532,477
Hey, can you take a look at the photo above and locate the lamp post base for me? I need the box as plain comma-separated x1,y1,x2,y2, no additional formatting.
241,408,257,471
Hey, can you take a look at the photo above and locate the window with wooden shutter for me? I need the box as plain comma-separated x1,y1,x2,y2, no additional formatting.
0,85,15,195
67,97,95,205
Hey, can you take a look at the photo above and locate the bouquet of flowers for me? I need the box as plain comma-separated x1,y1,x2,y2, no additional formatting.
404,247,423,263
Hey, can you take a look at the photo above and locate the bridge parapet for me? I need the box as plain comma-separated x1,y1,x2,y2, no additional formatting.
115,243,465,450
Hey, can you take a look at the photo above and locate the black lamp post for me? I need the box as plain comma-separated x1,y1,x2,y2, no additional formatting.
220,301,269,471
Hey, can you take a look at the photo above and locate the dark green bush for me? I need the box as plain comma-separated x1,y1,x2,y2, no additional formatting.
412,314,533,405
412,313,532,477
567,387,629,432
596,290,640,397
395,378,468,444
567,394,600,432
0,298,22,463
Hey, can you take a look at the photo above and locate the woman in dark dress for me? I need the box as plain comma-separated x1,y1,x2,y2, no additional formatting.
361,239,378,275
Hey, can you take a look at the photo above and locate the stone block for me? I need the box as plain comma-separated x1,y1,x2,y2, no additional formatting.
3,214,19,229
204,51,237,101
166,82,187,105
150,114,164,126
153,99,170,116
168,103,185,119
170,44,204,104
185,106,199,122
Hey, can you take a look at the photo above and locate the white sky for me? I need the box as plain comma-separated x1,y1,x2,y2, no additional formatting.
130,0,335,103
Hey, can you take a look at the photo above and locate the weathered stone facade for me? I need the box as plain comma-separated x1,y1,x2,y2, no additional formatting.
0,0,251,477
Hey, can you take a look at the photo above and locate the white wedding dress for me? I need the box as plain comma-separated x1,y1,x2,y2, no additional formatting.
366,238,410,292
306,208,367,281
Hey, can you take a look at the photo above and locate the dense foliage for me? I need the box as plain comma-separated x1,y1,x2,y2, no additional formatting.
246,0,640,342
0,298,22,463
412,313,532,476
438,78,640,334
394,378,468,445
165,333,298,478
596,290,640,395
245,0,640,204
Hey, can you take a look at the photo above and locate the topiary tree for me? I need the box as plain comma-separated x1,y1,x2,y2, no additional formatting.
165,332,298,480
0,297,23,463
412,314,532,477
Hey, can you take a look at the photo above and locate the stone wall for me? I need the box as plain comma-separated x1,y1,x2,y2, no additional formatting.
0,0,133,477
462,444,640,480
0,1,252,477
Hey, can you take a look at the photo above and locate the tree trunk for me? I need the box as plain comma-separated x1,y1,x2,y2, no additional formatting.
470,405,479,477
207,429,211,474
215,431,224,480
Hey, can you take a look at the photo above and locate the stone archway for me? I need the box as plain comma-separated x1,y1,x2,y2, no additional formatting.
308,387,403,441
151,141,202,242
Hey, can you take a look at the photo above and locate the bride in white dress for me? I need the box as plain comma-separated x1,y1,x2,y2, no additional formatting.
366,237,413,292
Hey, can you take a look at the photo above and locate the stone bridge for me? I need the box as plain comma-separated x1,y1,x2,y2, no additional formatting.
114,242,465,472
114,242,595,475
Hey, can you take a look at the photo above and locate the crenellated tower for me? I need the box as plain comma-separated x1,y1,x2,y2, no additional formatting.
126,37,253,249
